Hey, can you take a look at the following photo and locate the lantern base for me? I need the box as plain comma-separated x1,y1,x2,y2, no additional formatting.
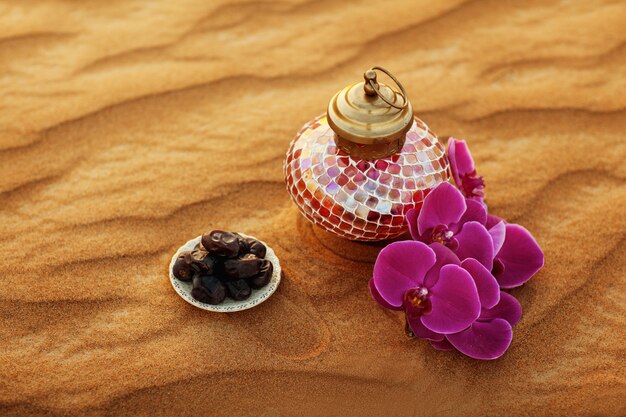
284,114,450,242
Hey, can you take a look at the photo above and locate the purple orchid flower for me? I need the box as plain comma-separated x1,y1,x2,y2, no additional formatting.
370,241,520,360
430,291,522,360
369,136,543,360
406,182,494,269
447,138,485,203
486,215,544,288
369,241,486,337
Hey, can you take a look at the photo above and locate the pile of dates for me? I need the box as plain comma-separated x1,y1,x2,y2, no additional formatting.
172,230,273,305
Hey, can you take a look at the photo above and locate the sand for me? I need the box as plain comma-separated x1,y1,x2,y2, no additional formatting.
1,0,625,416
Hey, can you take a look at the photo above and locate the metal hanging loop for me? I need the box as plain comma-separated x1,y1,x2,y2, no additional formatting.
363,66,409,110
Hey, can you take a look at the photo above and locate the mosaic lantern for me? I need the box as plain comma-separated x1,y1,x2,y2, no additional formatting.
284,67,450,241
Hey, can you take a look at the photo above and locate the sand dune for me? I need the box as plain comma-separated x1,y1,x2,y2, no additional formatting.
0,0,625,416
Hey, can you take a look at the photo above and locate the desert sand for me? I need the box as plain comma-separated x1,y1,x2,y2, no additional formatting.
1,0,625,416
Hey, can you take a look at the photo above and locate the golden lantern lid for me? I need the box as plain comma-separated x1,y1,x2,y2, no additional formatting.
327,66,414,160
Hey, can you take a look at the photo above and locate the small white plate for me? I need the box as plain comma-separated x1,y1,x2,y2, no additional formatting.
169,234,281,312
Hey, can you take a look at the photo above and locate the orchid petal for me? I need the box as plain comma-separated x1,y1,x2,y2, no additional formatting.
461,258,500,309
480,291,522,326
488,221,506,255
458,198,487,227
417,182,466,236
447,138,461,185
495,224,544,288
368,278,402,311
447,138,475,176
423,243,461,288
486,214,504,230
372,241,436,307
447,318,513,360
454,221,494,270
406,208,420,241
407,314,444,341
421,264,480,334
430,338,455,351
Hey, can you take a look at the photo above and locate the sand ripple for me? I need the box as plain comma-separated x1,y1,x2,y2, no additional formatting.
0,0,625,415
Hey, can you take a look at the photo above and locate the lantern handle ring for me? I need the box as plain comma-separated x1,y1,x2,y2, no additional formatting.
363,66,409,110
